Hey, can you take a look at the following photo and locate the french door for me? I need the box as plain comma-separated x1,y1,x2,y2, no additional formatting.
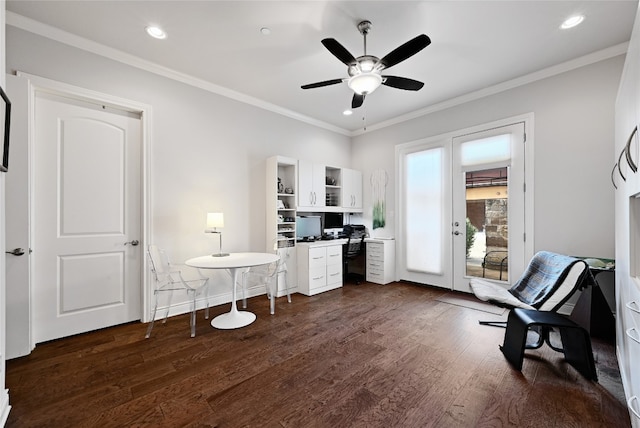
397,118,529,292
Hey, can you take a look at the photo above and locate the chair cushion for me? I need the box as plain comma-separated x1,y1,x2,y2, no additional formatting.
470,278,536,310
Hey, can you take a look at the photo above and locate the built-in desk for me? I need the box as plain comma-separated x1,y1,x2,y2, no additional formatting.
296,239,347,296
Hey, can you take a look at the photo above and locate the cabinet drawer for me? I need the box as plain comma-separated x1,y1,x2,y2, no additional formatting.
366,270,384,282
367,243,383,255
309,247,326,268
367,266,384,276
327,263,343,283
367,260,384,271
309,266,327,289
327,245,342,259
326,248,342,265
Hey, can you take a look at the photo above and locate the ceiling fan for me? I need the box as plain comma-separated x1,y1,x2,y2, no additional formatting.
301,20,431,109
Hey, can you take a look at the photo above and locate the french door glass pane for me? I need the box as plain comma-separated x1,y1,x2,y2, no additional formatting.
465,167,509,281
460,133,511,168
405,148,444,274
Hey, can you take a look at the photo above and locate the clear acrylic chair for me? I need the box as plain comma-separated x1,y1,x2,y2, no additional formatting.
240,244,291,315
146,245,210,338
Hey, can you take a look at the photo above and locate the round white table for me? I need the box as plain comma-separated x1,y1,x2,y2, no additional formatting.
185,252,279,329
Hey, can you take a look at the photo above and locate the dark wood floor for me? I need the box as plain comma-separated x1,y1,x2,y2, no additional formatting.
6,281,630,427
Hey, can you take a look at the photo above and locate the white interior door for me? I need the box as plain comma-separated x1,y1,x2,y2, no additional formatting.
33,91,142,343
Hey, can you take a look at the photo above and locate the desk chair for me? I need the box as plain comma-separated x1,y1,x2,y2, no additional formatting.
146,245,210,338
344,234,366,284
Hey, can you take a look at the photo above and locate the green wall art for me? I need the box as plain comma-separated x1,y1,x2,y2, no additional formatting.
371,169,388,229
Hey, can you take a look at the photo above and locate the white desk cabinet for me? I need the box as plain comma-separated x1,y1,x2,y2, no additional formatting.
366,239,395,285
297,241,344,296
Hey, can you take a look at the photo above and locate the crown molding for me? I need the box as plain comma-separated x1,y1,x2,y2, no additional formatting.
6,11,351,137
351,42,629,136
7,11,628,139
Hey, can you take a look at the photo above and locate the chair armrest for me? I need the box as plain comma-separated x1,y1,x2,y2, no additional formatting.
167,264,209,287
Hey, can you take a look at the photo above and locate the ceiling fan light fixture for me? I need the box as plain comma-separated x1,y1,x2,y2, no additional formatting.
348,72,382,95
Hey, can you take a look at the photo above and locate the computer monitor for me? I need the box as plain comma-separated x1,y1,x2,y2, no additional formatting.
324,212,344,230
296,216,322,240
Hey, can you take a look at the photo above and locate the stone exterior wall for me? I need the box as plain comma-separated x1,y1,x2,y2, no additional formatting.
485,199,508,253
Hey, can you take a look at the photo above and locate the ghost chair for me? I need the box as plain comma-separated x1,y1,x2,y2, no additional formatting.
240,244,291,315
146,245,210,338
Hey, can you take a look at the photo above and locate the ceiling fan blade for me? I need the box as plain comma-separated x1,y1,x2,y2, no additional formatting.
301,79,344,89
379,34,431,69
352,93,365,109
382,76,424,91
321,38,357,66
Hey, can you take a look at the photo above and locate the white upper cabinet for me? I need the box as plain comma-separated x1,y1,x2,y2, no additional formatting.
297,160,326,210
342,168,363,211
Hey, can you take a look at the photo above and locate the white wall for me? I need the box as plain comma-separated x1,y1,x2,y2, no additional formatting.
351,55,624,258
5,26,350,307
3,23,625,328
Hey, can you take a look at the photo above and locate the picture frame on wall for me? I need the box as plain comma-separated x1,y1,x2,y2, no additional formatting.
0,84,11,173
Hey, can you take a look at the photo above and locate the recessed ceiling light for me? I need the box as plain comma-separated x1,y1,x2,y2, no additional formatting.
561,15,584,30
146,25,167,39
343,110,353,116
260,27,272,36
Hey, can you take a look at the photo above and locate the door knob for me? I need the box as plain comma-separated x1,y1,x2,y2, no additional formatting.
453,231,461,236
125,240,140,246
5,248,25,256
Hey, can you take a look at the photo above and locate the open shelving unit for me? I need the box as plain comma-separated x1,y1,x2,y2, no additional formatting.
267,156,298,249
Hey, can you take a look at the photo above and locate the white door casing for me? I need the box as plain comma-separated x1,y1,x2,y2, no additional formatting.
17,73,151,345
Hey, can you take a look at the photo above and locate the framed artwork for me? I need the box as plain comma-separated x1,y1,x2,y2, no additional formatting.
0,84,11,173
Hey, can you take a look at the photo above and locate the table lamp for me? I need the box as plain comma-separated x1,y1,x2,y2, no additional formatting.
206,212,229,257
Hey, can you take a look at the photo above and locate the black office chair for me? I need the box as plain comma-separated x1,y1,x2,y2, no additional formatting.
343,226,366,284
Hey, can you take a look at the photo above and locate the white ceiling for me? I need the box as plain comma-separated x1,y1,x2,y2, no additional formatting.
5,1,639,134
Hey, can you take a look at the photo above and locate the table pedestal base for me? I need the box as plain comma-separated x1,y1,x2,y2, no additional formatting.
211,310,256,329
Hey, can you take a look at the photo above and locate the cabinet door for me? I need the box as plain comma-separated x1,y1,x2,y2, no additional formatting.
308,247,327,268
342,168,363,209
298,160,326,208
298,159,315,207
326,244,342,266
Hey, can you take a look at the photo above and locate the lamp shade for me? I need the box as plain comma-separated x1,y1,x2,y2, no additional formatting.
348,72,382,95
206,212,224,229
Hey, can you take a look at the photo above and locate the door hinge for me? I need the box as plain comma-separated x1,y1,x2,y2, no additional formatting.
523,132,527,143
523,182,526,192
523,232,527,242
